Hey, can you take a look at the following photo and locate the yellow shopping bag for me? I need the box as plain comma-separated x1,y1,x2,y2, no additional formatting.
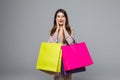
36,42,62,72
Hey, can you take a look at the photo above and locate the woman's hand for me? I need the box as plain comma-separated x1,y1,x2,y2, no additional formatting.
56,20,60,30
63,20,66,30
56,20,66,31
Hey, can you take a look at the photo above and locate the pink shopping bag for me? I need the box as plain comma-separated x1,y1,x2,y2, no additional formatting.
61,42,93,71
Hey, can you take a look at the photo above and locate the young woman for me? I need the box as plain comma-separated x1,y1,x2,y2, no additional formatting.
48,9,74,80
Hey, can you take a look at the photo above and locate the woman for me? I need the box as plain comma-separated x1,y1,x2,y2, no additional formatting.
48,9,74,80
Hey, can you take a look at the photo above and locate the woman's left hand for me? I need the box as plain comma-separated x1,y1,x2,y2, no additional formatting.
63,20,66,30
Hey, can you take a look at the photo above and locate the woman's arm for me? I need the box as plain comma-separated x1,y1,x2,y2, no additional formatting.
63,28,74,44
48,29,59,43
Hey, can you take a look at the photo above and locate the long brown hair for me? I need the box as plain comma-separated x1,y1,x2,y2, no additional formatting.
50,9,72,43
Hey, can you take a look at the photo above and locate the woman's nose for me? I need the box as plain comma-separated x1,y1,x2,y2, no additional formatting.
60,17,63,20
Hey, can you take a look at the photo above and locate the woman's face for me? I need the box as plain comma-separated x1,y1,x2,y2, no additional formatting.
56,12,66,26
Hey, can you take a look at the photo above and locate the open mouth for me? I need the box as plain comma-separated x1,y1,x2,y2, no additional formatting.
59,21,63,23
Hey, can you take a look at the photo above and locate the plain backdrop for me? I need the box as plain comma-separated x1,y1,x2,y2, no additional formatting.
0,0,120,80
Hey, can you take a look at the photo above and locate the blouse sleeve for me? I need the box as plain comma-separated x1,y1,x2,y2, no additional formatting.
48,29,59,43
63,27,74,44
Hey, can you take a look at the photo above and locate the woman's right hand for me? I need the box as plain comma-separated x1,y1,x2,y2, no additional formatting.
56,20,60,31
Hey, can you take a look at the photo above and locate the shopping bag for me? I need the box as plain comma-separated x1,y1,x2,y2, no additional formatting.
61,41,93,71
61,60,86,75
36,42,62,72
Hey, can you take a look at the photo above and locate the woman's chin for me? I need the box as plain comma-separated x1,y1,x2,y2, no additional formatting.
59,24,63,26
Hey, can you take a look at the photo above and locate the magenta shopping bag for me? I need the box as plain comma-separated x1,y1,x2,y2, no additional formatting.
61,41,93,71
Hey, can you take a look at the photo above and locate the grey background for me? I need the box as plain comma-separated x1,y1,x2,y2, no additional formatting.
0,0,120,80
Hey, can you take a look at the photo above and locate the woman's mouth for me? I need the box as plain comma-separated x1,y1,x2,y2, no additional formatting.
59,21,63,23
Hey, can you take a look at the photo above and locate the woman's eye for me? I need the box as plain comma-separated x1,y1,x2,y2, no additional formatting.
62,15,64,17
57,15,65,18
57,15,60,18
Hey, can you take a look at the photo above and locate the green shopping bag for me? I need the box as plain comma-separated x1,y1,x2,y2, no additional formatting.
36,42,62,72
